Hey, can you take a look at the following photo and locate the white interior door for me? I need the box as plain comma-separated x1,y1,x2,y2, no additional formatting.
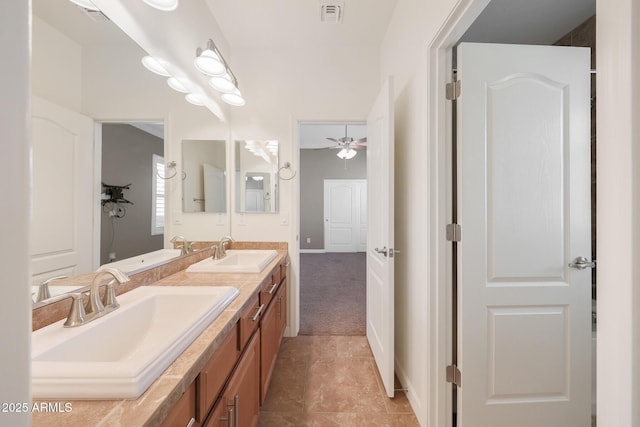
456,43,592,426
324,179,367,252
366,77,395,398
31,97,94,284
203,163,225,213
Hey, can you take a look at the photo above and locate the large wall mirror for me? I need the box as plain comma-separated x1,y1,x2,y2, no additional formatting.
182,140,227,213
235,140,279,213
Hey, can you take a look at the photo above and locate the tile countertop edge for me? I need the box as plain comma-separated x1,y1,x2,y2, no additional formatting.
31,249,288,427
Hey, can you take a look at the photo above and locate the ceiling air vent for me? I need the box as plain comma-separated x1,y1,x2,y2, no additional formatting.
320,2,344,23
80,8,110,22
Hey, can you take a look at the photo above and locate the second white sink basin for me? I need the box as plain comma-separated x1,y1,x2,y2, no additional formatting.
32,285,239,399
186,249,278,273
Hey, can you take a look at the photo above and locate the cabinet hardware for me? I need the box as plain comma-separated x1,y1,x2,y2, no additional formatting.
267,282,278,295
186,418,196,427
221,408,233,427
252,304,265,322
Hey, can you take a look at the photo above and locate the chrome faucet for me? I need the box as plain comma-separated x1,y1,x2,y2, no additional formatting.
42,292,88,328
35,275,67,303
170,235,193,255
213,236,234,260
86,268,130,319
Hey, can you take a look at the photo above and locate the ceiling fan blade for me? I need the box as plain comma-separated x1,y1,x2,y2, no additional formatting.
326,137,340,142
352,137,367,144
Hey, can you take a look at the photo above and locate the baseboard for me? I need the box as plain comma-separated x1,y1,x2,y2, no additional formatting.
299,249,326,253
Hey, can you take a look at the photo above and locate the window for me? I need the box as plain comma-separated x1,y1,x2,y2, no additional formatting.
152,154,165,235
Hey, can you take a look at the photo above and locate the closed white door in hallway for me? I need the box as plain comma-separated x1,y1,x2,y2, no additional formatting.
324,179,367,252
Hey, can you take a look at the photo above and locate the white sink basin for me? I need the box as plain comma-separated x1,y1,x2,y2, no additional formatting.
97,248,183,275
186,249,278,273
32,285,239,399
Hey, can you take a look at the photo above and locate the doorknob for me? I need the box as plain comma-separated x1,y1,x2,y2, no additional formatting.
568,256,596,270
374,246,388,256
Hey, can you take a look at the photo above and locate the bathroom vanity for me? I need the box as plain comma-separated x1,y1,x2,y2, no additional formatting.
31,242,288,427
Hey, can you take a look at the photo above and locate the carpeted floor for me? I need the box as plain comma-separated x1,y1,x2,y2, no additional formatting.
299,252,366,336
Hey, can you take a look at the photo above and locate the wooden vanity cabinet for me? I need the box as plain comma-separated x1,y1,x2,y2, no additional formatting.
163,256,287,427
259,274,287,404
203,331,261,427
197,323,240,422
160,380,198,427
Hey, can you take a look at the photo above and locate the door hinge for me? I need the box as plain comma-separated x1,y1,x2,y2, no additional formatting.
446,364,462,387
446,80,461,100
446,223,461,242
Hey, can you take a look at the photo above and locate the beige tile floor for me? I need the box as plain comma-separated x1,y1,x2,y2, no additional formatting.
258,336,420,427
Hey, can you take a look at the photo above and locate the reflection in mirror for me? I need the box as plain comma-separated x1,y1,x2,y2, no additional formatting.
235,141,279,213
30,0,189,306
182,140,227,213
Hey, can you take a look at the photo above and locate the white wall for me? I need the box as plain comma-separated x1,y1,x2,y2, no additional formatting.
0,2,31,426
32,16,82,111
380,1,460,425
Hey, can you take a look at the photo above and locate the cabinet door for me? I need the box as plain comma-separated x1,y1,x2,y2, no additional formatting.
260,293,279,405
161,380,198,427
223,331,261,427
275,278,287,342
198,323,240,421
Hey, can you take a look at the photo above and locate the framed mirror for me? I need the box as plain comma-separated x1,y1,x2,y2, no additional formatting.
182,140,227,213
235,140,279,213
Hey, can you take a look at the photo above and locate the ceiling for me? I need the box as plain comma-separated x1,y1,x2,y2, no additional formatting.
205,0,398,50
32,0,131,46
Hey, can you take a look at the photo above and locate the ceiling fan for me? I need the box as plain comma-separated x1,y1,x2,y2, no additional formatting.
319,125,367,159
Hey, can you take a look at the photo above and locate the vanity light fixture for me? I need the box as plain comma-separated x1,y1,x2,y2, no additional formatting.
68,0,99,11
196,39,246,107
221,88,246,107
209,72,236,93
167,77,190,93
194,40,226,76
185,93,205,106
141,56,172,77
337,148,357,160
142,0,179,11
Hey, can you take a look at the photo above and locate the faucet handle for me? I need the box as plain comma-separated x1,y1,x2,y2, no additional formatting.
63,293,87,328
36,275,67,302
101,279,120,310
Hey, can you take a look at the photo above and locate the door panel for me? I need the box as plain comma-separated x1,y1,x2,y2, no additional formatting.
324,179,366,252
456,43,591,426
366,77,395,398
31,97,94,283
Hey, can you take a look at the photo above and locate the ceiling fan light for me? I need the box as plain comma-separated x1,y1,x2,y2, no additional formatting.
68,0,99,11
209,73,236,93
142,0,179,11
141,56,171,77
221,88,246,107
185,93,205,106
337,148,357,160
167,77,190,93
194,49,226,76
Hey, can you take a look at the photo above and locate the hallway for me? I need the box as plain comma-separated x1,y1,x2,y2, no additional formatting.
258,336,419,426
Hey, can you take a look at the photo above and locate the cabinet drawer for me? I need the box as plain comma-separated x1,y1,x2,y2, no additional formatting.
161,380,197,427
258,276,276,306
197,323,240,422
272,263,282,288
239,295,262,350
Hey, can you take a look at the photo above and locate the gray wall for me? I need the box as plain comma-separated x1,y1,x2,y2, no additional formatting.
300,149,366,250
100,124,164,265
